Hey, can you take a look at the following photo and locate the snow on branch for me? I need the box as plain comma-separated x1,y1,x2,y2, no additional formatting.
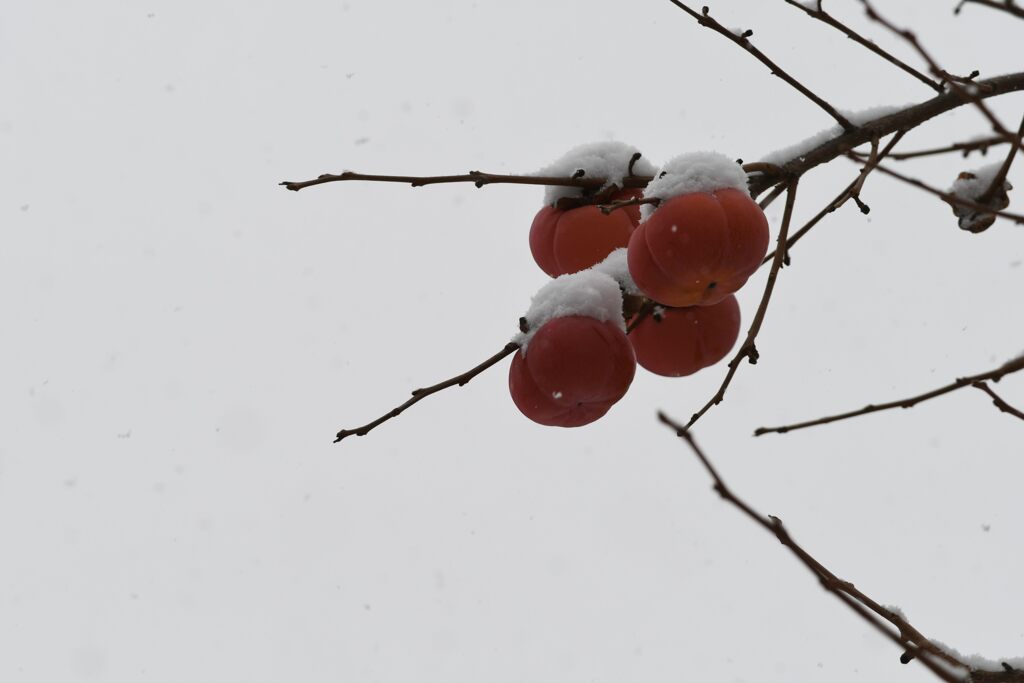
537,141,656,207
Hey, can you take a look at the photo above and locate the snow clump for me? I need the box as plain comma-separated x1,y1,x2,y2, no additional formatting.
949,161,1012,233
640,151,749,220
537,141,656,207
590,248,640,296
514,269,625,351
932,640,1024,674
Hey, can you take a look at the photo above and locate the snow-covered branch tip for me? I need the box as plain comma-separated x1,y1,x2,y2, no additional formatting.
748,72,1024,196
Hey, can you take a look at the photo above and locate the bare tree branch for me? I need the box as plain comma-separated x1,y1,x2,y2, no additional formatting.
783,0,944,92
754,356,1024,436
761,131,906,266
334,342,519,443
657,416,970,682
860,0,1013,139
281,170,654,193
749,72,1024,196
955,0,1024,20
282,75,1024,201
974,381,1024,421
859,134,1015,161
666,1,855,130
683,179,799,430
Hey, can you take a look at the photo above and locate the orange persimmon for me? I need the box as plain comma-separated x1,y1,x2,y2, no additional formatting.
530,190,642,277
629,295,740,377
627,189,768,307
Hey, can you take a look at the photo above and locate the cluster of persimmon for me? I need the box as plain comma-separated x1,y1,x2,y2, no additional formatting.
509,143,770,427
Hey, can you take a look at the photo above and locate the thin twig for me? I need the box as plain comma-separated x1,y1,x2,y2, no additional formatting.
282,75,1024,199
283,163,780,196
281,170,655,193
849,136,881,213
860,135,1014,161
977,113,1024,204
749,72,1024,195
334,342,519,443
754,356,1024,436
866,162,1024,224
626,300,658,333
955,0,1024,20
783,0,943,91
973,381,1024,421
683,179,799,430
598,196,660,215
665,1,854,130
757,182,789,210
657,416,969,682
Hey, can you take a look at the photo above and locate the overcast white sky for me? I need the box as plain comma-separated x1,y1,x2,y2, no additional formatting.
2,1,1022,682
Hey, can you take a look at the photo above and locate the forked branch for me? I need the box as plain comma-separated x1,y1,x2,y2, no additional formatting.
754,356,1024,436
973,381,1024,421
762,130,906,266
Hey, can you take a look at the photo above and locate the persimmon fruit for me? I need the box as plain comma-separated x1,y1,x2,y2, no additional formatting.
509,315,636,427
530,190,643,277
629,295,741,377
627,189,769,307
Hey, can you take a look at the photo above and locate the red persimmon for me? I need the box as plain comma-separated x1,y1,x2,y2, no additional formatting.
627,189,768,307
509,315,636,427
629,295,740,377
530,190,642,277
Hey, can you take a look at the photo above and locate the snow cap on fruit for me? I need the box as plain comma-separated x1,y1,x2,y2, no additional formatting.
591,248,640,296
641,151,749,220
538,141,656,207
515,269,624,351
